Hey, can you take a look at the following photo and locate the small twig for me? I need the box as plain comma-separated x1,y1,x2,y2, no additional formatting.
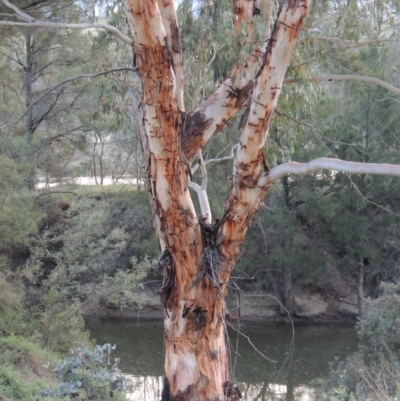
226,321,277,364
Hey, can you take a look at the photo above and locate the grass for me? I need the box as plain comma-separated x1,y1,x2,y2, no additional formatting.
0,336,60,401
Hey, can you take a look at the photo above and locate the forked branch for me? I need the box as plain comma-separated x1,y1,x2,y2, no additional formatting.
181,1,274,163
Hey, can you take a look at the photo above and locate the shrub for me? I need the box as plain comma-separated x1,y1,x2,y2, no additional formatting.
39,344,129,401
318,281,400,400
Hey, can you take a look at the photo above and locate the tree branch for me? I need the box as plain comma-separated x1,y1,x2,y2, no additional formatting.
259,158,400,187
0,67,136,131
293,38,398,69
218,0,311,272
284,75,400,95
188,181,212,224
156,0,184,111
191,144,238,175
2,0,35,21
0,20,132,44
0,0,132,44
180,1,274,163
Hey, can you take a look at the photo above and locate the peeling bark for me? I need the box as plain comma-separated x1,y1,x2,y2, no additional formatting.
156,0,185,111
125,1,311,399
219,0,310,273
125,1,230,399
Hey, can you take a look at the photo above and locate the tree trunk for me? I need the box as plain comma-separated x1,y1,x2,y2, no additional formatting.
124,1,310,399
266,267,285,315
24,29,36,191
161,258,230,400
357,262,364,320
284,266,294,316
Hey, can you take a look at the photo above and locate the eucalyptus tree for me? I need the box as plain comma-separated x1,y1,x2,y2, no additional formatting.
1,0,400,400
0,0,97,189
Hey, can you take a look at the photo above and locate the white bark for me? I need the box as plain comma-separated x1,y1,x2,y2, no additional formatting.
188,181,212,224
189,151,213,224
259,158,400,187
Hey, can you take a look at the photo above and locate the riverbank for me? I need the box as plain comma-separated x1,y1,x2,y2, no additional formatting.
83,284,359,323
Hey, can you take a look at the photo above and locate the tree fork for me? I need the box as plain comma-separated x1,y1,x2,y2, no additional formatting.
125,0,311,400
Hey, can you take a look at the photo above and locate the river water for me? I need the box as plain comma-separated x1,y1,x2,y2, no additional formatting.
85,318,358,401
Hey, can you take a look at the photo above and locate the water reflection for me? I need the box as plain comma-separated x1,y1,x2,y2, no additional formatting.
85,318,358,400
123,375,315,401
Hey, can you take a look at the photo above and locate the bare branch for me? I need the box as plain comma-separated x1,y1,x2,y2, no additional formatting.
0,0,132,44
189,150,212,223
205,144,239,167
188,181,212,224
284,75,400,96
259,158,400,187
0,20,132,44
293,38,398,69
191,144,238,175
2,0,35,21
0,68,136,132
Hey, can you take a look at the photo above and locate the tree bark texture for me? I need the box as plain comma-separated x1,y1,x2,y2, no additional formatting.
124,1,310,399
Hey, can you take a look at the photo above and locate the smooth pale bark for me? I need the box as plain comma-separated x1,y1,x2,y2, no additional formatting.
259,158,400,187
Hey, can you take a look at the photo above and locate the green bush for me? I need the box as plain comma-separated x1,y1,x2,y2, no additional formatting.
318,282,400,400
39,293,91,353
39,344,129,401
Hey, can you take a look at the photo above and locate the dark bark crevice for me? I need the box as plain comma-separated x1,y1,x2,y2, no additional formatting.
158,249,176,312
